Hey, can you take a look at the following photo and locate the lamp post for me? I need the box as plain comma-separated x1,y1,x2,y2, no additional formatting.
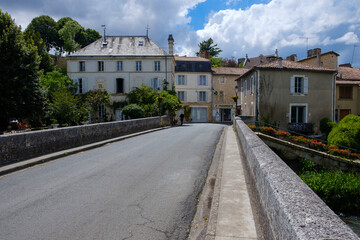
234,85,239,116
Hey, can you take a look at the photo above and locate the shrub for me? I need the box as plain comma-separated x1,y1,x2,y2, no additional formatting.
122,104,144,119
319,117,333,136
328,114,360,151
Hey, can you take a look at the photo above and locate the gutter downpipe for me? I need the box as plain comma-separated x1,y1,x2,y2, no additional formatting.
332,72,337,122
255,69,260,123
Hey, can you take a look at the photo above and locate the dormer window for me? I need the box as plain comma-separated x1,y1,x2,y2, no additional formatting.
138,41,144,46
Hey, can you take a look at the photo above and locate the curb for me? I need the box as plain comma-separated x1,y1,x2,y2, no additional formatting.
0,126,170,177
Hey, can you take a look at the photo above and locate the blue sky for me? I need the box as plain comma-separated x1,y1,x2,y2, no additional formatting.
1,0,359,67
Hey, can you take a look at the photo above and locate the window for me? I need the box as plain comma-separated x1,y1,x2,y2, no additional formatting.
243,80,247,97
138,41,143,46
116,78,124,94
155,61,160,71
198,91,208,102
136,61,142,71
98,61,104,72
98,104,106,120
220,77,225,83
77,78,86,94
198,75,207,86
290,105,307,123
177,91,186,102
79,61,85,72
151,78,160,90
290,76,308,94
219,91,224,101
117,61,123,71
339,86,352,99
177,75,186,85
250,76,255,94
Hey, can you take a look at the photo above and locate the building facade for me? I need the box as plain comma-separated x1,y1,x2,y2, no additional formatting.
237,59,337,134
67,35,175,121
211,67,248,122
174,57,212,122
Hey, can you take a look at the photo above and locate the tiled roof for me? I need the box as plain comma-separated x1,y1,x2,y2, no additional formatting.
336,80,360,85
69,36,167,57
174,56,210,62
212,67,248,75
297,51,339,62
337,66,360,80
256,59,336,72
244,54,278,69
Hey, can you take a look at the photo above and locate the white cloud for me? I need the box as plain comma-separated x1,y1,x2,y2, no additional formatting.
187,0,360,59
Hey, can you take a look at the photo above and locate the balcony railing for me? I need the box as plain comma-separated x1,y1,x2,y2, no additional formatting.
288,122,314,135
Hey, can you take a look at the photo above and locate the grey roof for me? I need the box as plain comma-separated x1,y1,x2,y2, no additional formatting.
69,36,168,57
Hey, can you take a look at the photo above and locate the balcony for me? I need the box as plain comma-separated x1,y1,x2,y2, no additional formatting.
288,122,314,135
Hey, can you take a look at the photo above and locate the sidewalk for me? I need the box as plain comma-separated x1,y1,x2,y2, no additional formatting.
207,126,258,239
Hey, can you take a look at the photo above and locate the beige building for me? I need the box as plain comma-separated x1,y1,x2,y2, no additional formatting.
336,64,360,120
175,57,212,122
211,67,248,122
67,35,175,121
297,48,339,69
236,59,337,134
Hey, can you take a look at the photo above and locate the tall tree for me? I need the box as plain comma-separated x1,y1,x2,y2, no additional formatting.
0,10,45,130
58,19,82,54
25,15,58,52
197,38,222,58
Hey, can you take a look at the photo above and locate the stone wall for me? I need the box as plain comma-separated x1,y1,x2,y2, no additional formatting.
234,118,358,239
0,116,169,166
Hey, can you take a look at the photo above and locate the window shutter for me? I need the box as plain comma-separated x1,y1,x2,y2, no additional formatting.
205,91,208,101
184,75,187,85
75,79,79,94
158,78,161,90
184,91,187,102
303,77,308,94
290,76,295,94
198,76,200,85
197,92,200,101
82,78,87,93
177,76,180,85
205,76,208,86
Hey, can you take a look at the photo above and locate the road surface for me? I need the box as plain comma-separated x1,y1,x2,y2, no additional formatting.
0,123,225,240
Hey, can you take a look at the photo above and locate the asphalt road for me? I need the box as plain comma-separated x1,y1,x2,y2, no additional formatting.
0,123,225,240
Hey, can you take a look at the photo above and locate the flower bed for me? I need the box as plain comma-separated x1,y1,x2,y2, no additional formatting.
247,124,360,160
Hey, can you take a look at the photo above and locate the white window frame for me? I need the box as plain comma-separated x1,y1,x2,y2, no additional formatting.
289,103,308,123
151,78,160,90
136,61,142,71
77,78,86,94
154,61,161,71
177,91,187,102
198,75,208,86
198,91,208,102
117,61,123,72
79,61,85,72
177,75,187,85
98,61,104,72
290,75,308,94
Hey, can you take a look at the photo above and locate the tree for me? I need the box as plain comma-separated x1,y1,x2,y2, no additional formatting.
25,15,58,52
85,90,110,122
0,10,45,130
327,114,360,150
40,70,76,101
122,104,145,119
159,91,181,123
58,19,82,54
76,28,102,48
197,38,222,58
222,57,238,67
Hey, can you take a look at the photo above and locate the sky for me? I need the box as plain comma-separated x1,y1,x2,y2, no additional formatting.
1,0,360,67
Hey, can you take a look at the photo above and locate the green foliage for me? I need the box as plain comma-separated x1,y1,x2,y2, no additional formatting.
183,105,191,122
0,10,45,130
122,104,145,119
40,71,76,101
320,117,333,136
160,91,182,119
299,159,360,215
197,38,222,58
210,56,223,67
25,15,58,52
47,88,85,125
85,90,110,119
58,19,82,53
328,114,360,150
127,85,158,105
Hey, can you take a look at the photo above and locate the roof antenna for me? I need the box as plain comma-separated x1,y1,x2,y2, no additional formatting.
146,24,150,38
299,36,314,51
351,45,358,64
101,24,107,44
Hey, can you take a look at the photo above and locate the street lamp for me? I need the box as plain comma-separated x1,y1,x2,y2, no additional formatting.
234,85,239,116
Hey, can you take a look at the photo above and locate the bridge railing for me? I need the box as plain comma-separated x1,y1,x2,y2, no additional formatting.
234,118,358,239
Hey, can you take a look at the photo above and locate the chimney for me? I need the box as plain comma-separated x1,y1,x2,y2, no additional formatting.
275,49,278,57
286,54,297,61
278,57,283,67
168,34,174,55
307,48,321,58
339,63,352,68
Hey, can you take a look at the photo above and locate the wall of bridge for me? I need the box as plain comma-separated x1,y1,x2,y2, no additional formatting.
0,116,169,166
234,118,358,239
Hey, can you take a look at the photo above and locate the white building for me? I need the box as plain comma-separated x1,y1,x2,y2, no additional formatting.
175,57,213,122
67,35,175,120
